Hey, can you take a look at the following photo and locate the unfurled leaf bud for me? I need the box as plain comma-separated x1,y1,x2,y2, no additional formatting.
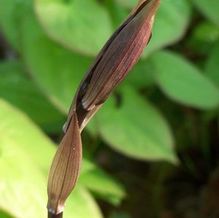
47,112,82,215
65,0,160,129
80,0,159,111
47,0,160,217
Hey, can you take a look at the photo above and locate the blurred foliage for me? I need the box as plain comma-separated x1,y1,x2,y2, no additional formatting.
0,0,219,218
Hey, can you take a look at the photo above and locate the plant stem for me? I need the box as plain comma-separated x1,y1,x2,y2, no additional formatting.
48,212,63,218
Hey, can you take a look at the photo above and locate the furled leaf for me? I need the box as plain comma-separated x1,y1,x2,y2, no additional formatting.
47,112,82,214
0,60,64,132
34,0,112,56
205,41,219,87
95,86,176,163
192,0,219,26
66,0,160,131
47,1,161,213
0,99,103,218
152,50,219,109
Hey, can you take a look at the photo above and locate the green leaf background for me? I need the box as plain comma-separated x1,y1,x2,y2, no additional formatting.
0,0,219,217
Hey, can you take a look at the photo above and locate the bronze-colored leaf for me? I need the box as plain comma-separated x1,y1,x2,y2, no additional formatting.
47,112,82,215
47,0,160,217
80,0,159,108
64,0,160,131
